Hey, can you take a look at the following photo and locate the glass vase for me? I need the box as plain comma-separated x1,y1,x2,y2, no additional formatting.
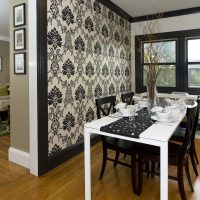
147,82,157,110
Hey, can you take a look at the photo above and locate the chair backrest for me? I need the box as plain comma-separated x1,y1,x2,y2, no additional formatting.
180,101,198,164
194,96,200,131
95,96,116,119
121,92,134,105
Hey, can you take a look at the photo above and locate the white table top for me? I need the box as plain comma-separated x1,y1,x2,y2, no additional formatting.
85,112,185,143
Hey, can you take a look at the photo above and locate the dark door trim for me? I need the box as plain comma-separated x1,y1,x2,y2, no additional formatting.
37,0,48,176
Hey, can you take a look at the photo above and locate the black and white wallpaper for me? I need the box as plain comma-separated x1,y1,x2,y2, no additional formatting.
47,0,131,156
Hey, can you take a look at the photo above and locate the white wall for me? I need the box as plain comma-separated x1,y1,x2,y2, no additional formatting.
131,13,200,91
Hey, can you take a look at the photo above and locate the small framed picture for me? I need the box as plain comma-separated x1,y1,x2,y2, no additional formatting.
14,28,26,51
0,57,2,71
14,53,26,74
13,3,26,27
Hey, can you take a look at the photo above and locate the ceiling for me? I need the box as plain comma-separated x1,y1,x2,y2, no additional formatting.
110,0,200,18
0,0,199,39
0,0,9,39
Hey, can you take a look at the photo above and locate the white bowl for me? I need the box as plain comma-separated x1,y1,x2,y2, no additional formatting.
115,102,126,109
156,111,170,120
138,100,148,108
119,108,131,116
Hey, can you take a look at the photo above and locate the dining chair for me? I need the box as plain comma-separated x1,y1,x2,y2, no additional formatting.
121,92,135,159
121,92,135,105
95,96,137,193
170,96,200,176
134,102,197,200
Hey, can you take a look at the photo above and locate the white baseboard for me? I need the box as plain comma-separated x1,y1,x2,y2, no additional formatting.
8,147,30,169
196,135,200,139
0,35,9,41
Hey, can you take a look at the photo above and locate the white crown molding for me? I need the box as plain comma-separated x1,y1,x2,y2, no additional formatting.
0,35,9,42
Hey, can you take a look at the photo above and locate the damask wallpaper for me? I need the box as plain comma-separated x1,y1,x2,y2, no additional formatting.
47,0,131,156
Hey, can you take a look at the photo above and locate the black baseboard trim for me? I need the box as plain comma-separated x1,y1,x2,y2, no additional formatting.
47,135,101,172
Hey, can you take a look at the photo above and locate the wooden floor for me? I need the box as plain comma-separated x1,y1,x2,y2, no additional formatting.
1,135,200,200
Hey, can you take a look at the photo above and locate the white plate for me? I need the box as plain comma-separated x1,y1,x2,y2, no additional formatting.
110,112,138,118
151,116,178,123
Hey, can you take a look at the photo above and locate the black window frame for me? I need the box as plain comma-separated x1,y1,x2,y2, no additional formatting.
135,28,200,95
186,37,200,89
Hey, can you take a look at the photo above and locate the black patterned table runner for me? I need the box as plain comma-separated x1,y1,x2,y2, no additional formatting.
100,109,154,139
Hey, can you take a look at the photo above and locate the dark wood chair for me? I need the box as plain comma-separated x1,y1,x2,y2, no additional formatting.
121,92,135,105
96,96,137,193
134,102,197,200
170,96,200,176
121,92,135,158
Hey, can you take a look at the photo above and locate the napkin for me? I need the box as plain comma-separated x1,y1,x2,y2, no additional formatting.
176,98,186,103
170,108,180,115
164,98,175,105
133,96,142,101
115,102,126,109
163,106,173,112
151,106,163,112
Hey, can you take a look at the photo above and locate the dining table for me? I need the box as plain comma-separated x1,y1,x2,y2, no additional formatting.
84,109,186,200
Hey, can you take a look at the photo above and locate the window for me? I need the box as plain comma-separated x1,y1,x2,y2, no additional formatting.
135,29,200,94
143,40,176,87
187,38,200,88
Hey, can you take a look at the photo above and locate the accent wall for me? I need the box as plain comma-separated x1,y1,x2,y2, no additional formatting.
47,0,131,156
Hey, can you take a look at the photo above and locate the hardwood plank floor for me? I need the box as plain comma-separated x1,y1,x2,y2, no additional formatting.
0,135,200,199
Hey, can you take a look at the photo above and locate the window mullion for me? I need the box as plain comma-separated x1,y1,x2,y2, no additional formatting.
177,37,186,91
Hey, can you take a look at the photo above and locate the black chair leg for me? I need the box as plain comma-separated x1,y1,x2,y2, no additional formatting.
193,141,199,164
138,156,143,195
177,165,186,200
157,162,160,170
194,147,199,164
151,161,155,177
99,145,107,179
131,154,137,194
114,151,120,167
190,149,198,176
185,160,194,192
145,161,150,176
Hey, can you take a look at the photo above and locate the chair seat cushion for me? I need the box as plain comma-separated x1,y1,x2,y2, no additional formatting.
170,127,185,142
134,142,181,164
106,137,135,152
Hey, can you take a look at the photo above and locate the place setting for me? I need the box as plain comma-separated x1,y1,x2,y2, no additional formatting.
109,102,140,118
149,99,187,125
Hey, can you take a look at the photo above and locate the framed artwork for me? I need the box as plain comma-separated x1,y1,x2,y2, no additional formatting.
13,3,26,27
14,53,26,74
0,57,2,71
14,28,26,51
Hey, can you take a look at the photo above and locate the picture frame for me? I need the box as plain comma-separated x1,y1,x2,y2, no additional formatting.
13,3,26,27
14,28,26,51
14,53,26,74
0,57,2,71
